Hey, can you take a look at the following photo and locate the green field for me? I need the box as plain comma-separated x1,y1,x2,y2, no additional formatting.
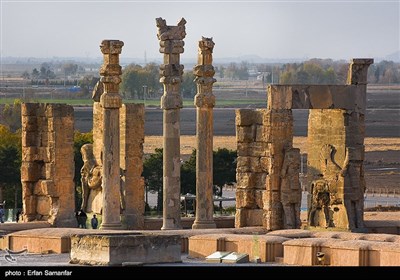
0,97,266,107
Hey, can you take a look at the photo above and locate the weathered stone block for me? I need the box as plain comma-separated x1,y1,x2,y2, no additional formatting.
235,208,263,228
23,195,37,215
236,126,256,143
235,109,264,126
70,234,181,265
22,131,37,147
237,142,268,157
188,235,225,258
236,156,262,173
262,190,281,206
236,189,256,208
21,117,38,132
255,190,264,209
21,162,41,182
21,103,40,116
266,174,280,191
33,180,57,196
36,195,51,216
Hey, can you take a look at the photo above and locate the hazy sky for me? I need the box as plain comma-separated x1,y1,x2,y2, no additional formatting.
1,0,399,61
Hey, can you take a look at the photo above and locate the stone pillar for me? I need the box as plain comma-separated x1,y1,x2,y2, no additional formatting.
120,104,145,229
21,103,75,227
99,40,124,230
156,17,186,230
192,37,217,229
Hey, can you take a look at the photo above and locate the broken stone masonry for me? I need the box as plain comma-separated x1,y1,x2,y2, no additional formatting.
156,17,187,230
21,103,76,227
192,37,217,229
235,109,299,230
307,58,373,231
235,58,373,232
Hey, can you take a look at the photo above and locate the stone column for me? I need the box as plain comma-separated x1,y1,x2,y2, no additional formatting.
156,17,186,230
99,40,124,230
192,37,217,229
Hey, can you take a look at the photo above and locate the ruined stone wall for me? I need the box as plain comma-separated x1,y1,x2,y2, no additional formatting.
235,109,300,230
21,103,76,227
306,58,372,231
120,103,145,229
307,109,365,230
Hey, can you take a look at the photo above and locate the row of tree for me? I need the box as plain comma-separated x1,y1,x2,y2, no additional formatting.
120,63,197,99
279,59,400,85
22,63,85,80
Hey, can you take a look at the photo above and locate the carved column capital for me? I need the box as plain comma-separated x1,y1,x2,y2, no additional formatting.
194,37,216,108
99,40,123,109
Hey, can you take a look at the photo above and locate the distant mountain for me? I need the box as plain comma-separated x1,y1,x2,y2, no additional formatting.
384,51,400,62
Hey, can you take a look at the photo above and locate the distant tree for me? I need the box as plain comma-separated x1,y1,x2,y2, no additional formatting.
224,62,249,80
31,68,40,79
21,71,30,79
181,71,196,98
1,99,22,132
78,75,100,97
62,63,78,77
181,150,196,195
143,148,164,213
213,148,237,196
0,125,22,208
120,63,162,99
224,63,237,80
180,148,237,197
39,63,56,79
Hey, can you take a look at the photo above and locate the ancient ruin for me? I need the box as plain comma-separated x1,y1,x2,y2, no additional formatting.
192,37,217,229
307,58,373,231
156,17,187,230
235,109,300,230
21,103,76,227
235,58,373,232
84,41,145,229
97,39,124,230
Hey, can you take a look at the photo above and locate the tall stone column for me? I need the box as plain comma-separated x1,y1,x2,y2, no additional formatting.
192,37,217,229
99,40,124,230
156,17,186,230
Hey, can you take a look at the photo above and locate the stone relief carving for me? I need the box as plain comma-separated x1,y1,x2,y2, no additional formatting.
80,144,129,215
280,146,301,228
80,144,102,212
308,179,334,228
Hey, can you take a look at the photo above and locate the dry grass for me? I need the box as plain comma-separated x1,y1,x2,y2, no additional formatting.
144,136,400,155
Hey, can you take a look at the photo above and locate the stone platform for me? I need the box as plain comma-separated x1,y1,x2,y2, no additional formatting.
188,229,400,266
1,226,268,254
